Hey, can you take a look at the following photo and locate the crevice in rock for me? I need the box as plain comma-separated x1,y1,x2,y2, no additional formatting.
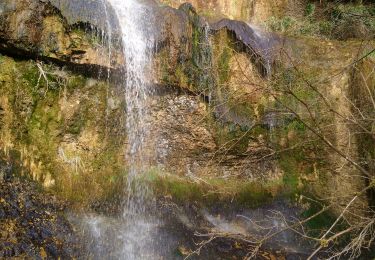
0,42,123,81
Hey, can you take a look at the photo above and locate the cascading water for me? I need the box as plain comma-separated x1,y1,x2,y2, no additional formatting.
108,0,155,216
76,1,161,259
109,0,157,259
57,1,316,258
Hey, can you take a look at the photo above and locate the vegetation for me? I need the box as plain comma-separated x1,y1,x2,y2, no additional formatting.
0,55,128,206
139,167,278,207
1,0,374,258
266,2,375,39
189,18,375,257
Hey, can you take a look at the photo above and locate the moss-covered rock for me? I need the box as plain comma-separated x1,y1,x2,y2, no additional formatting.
350,57,375,207
0,0,373,219
0,173,81,258
0,0,123,72
0,54,127,206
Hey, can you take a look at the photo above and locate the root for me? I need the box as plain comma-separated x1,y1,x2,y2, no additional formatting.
36,61,49,96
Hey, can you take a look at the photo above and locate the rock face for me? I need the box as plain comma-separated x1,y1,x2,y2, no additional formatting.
277,38,375,213
146,88,281,181
0,164,81,258
0,0,123,72
48,0,120,32
0,54,127,203
159,0,288,24
0,0,373,218
211,18,280,76
0,52,279,205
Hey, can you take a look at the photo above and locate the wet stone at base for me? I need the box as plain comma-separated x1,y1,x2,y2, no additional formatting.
0,175,81,259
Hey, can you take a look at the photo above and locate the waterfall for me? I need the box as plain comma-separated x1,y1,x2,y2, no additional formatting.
108,0,155,215
109,0,157,259
77,1,159,259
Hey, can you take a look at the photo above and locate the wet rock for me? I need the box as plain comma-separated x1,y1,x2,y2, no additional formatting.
48,0,120,33
0,176,82,258
211,19,280,76
159,0,286,24
0,161,12,182
0,0,123,73
154,4,191,52
0,0,371,223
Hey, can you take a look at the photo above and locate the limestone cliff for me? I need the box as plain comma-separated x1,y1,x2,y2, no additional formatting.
0,0,374,217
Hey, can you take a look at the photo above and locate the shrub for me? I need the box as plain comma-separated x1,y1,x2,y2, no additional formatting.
330,4,375,39
265,3,375,40
305,3,316,17
267,16,297,33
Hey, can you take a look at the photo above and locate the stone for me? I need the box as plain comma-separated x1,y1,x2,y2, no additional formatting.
0,176,82,258
0,0,373,221
0,0,123,73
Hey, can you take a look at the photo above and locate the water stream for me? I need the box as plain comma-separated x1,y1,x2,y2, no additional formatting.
82,0,160,259
109,0,157,259
69,1,313,259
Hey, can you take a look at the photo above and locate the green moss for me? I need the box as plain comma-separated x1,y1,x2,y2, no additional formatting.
205,35,258,152
157,46,192,90
268,68,322,194
279,154,300,193
295,19,338,37
142,168,277,207
236,182,273,208
67,115,85,135
266,16,297,33
273,68,320,112
22,63,41,90
71,27,103,46
301,199,339,237
218,47,232,84
158,50,172,84
175,65,189,88
210,119,252,154
27,96,61,151
275,116,322,195
0,55,126,207
287,120,306,133
305,3,316,17
66,75,86,91
159,176,202,202
186,11,214,93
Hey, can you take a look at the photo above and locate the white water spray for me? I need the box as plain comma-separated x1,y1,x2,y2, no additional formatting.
108,0,156,213
81,0,159,259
